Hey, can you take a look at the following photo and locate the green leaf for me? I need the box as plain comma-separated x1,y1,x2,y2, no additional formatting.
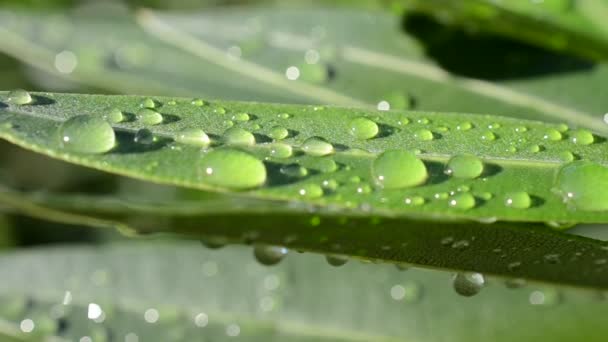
3,92,608,289
1,8,608,133
403,0,608,60
0,242,607,342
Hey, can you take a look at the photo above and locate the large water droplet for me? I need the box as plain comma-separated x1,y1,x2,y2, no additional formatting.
445,155,484,179
543,128,562,141
480,131,496,141
456,122,472,131
140,98,156,109
175,128,210,147
349,117,379,140
414,129,434,141
570,129,594,145
326,255,348,267
59,115,115,153
104,108,124,123
134,128,155,145
268,126,289,140
136,108,163,125
448,193,476,210
372,150,428,189
223,127,255,146
254,245,288,266
554,161,608,211
302,138,333,156
453,273,485,297
298,184,324,199
269,143,293,158
504,191,531,209
233,113,250,122
200,149,266,190
7,89,32,105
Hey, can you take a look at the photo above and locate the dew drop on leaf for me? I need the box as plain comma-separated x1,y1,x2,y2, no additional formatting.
325,255,348,267
175,128,210,147
215,107,227,114
298,184,324,199
223,127,255,146
277,113,290,119
233,113,250,122
140,98,156,109
570,129,594,145
371,150,428,189
514,126,528,133
268,126,289,140
59,115,115,153
302,137,334,156
456,122,472,131
404,196,425,206
445,155,484,179
557,151,575,162
191,98,206,106
104,108,124,123
7,89,32,105
554,161,608,211
134,128,155,145
414,129,434,141
448,193,476,210
136,108,163,125
269,143,293,158
480,131,496,141
280,164,308,178
322,179,338,191
200,149,266,190
452,273,485,297
254,245,288,266
348,117,379,140
504,191,532,209
543,128,562,141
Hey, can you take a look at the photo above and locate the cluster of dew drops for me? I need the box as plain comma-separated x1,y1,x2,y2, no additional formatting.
5,90,608,299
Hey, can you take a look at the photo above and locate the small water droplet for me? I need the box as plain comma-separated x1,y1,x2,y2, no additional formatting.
326,255,348,267
372,150,428,189
451,240,470,249
554,161,608,211
543,128,562,141
390,282,422,302
59,115,115,153
557,151,575,162
504,191,532,209
175,128,210,147
136,108,163,125
215,107,227,114
233,113,250,122
200,149,266,190
191,98,206,106
417,118,430,124
453,273,485,297
349,117,379,140
434,192,449,200
445,155,484,179
478,192,493,200
298,184,323,199
7,89,32,105
570,129,594,145
448,193,476,210
104,108,124,123
280,164,308,178
404,196,425,206
377,100,390,111
514,126,528,133
398,115,410,125
277,113,290,119
269,143,293,158
414,129,434,141
268,126,289,140
134,128,155,145
488,123,501,129
480,131,496,141
223,127,255,146
322,179,338,191
302,137,334,156
254,245,288,266
456,122,472,131
507,261,522,271
140,98,156,109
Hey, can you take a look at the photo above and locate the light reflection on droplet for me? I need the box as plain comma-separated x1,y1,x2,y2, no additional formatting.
285,66,300,80
20,319,34,333
54,50,78,74
529,291,546,305
377,101,390,111
194,313,209,327
87,303,103,320
144,308,159,323
63,291,73,305
390,285,406,300
226,323,241,337
305,49,320,64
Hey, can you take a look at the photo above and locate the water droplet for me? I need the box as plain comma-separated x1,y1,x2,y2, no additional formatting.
224,127,255,146
456,122,472,131
233,113,250,122
104,108,124,123
302,138,333,156
434,192,449,200
504,191,531,209
557,151,575,162
277,113,290,119
515,126,528,133
268,126,289,140
372,150,428,189
404,196,425,206
136,108,163,125
134,128,155,145
453,273,484,297
349,117,379,140
488,123,501,129
480,131,496,141
326,255,348,267
445,155,484,179
377,100,390,111
191,99,206,106
269,143,292,158
298,184,323,199
570,129,594,145
554,161,608,211
414,129,434,141
529,289,561,306
478,192,493,200
448,193,476,210
543,128,562,141
322,179,338,191
7,89,32,105
59,115,115,153
507,261,522,271
200,149,266,190
280,164,308,178
254,245,287,266
175,128,210,147
355,184,372,195
167,100,177,105
308,158,338,173
390,282,422,302
397,115,410,125
451,240,470,249
140,98,156,109
215,107,227,114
